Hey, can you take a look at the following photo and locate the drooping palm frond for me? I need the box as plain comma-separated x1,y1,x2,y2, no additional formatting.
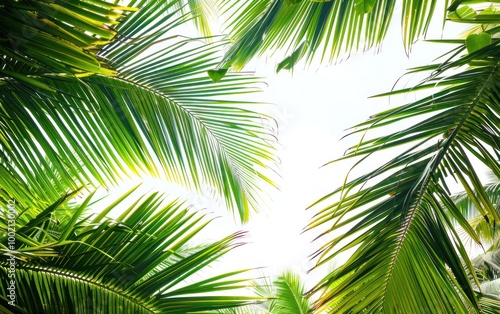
307,3,500,313
203,0,449,72
181,0,218,37
0,0,278,221
453,172,500,217
0,187,259,313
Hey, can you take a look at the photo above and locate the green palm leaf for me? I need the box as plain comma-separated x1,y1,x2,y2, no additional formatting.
0,0,129,83
449,171,500,294
271,271,311,314
213,270,312,314
0,0,277,221
307,4,500,311
473,251,500,285
0,188,258,313
202,0,448,71
451,172,500,248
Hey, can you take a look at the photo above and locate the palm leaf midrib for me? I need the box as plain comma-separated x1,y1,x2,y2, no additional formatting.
280,279,307,314
0,261,157,313
379,62,500,310
101,72,251,198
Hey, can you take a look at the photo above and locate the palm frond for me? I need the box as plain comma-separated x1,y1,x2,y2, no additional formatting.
478,294,500,313
453,172,500,218
271,270,311,314
212,269,312,314
472,251,500,284
208,0,449,71
307,7,500,312
0,0,278,221
0,187,258,313
0,0,132,87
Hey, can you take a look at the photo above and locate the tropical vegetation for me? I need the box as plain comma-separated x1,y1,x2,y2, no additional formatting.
4,0,500,313
453,172,500,297
0,187,260,313
0,0,277,312
176,0,500,312
216,270,312,314
299,2,500,313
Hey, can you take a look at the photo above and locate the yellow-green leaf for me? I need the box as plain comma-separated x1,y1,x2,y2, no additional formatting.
448,5,476,20
354,0,377,14
466,32,491,54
